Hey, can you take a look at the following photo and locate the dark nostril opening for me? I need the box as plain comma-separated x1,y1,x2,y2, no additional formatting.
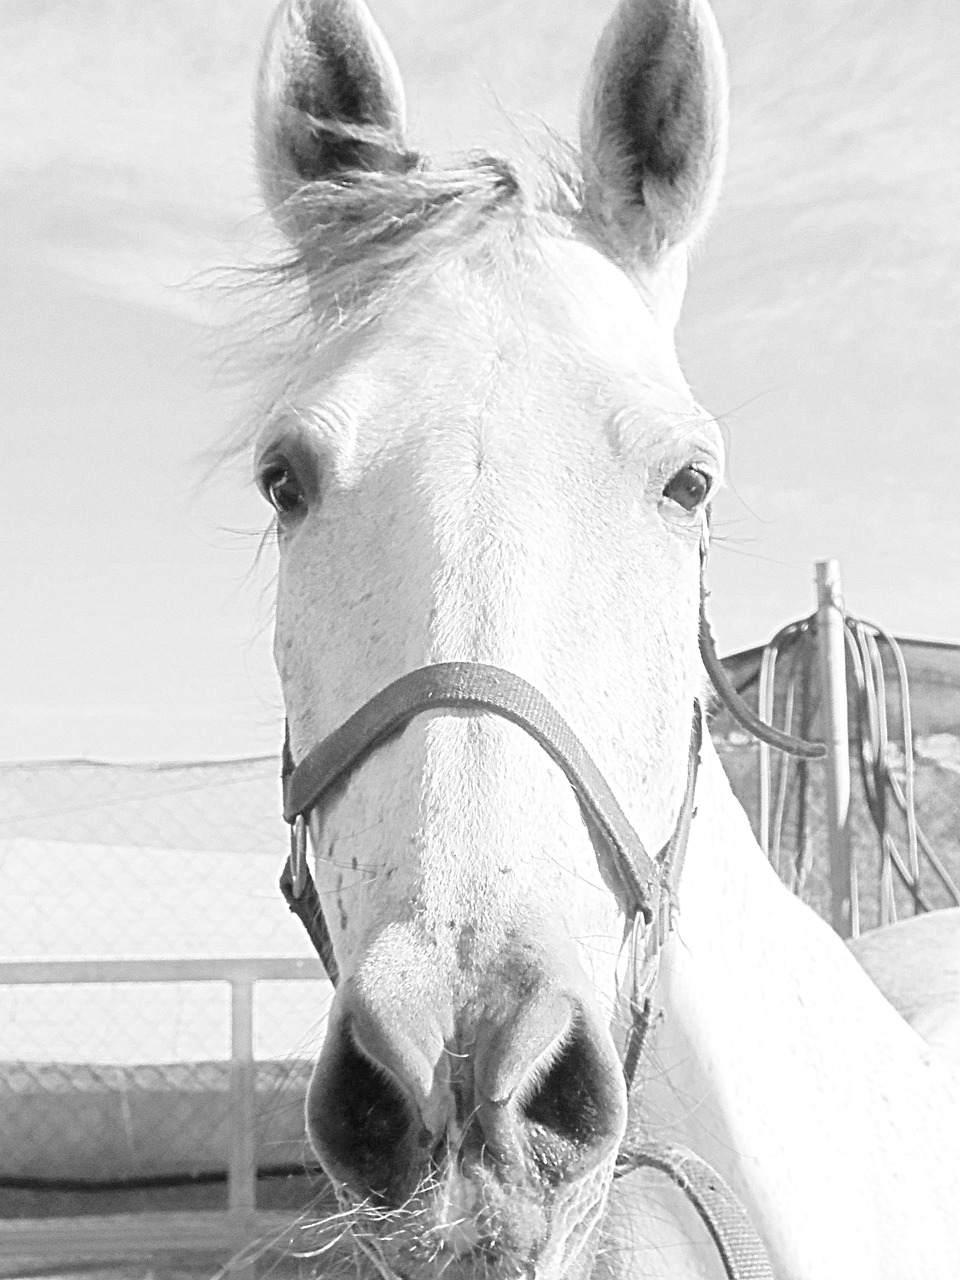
307,1019,417,1201
520,1019,623,1183
523,1024,600,1144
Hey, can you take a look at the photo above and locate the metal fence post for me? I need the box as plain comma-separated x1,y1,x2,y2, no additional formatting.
229,977,257,1280
815,559,856,938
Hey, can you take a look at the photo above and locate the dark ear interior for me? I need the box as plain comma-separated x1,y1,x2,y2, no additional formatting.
579,0,727,263
277,1,410,178
256,0,411,222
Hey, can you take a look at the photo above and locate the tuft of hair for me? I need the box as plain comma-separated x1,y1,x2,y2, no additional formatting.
214,137,587,462
272,144,528,331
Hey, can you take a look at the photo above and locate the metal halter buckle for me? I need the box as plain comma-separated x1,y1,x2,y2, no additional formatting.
631,891,677,1010
289,814,308,899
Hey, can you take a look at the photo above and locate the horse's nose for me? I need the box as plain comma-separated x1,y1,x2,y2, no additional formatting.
306,976,627,1204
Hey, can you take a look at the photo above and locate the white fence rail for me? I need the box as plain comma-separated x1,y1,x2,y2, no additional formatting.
0,956,327,1277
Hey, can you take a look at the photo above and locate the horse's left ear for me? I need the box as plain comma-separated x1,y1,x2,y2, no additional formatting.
579,0,728,286
255,0,411,237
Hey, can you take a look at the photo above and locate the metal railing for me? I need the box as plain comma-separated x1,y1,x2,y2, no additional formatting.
0,955,327,1277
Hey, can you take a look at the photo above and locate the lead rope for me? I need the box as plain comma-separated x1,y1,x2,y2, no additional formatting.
699,582,825,761
614,1144,775,1280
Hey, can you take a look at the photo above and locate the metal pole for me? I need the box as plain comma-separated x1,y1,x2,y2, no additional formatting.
229,978,257,1280
815,560,856,938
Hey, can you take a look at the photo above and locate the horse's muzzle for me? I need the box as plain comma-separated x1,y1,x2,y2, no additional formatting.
305,965,628,1213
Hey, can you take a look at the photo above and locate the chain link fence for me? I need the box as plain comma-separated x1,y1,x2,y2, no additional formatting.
0,757,328,1211
1,1056,311,1182
0,755,282,854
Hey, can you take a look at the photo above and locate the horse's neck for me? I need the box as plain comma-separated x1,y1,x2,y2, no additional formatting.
602,737,960,1280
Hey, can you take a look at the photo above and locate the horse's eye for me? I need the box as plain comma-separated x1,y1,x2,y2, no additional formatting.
663,466,711,512
261,464,306,517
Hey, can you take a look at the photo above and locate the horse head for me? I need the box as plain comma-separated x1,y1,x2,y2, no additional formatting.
252,0,727,1273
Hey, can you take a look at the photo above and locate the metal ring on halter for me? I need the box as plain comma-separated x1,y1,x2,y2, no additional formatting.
631,899,669,1011
289,814,308,899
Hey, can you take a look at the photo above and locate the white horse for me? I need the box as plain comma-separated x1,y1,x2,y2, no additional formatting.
850,907,960,1084
249,0,960,1275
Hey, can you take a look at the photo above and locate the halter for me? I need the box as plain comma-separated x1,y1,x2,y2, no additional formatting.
280,663,701,998
278,569,823,991
275,556,820,1280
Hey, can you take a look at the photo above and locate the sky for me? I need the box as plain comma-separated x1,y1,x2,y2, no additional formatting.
2,0,958,762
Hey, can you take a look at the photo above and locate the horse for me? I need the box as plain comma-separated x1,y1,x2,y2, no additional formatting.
247,0,960,1274
850,906,960,1083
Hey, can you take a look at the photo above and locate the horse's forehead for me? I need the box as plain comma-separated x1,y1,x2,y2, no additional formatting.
528,238,683,380
459,236,686,390
327,236,695,441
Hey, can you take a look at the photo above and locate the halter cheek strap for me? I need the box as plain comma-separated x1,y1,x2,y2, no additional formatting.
279,810,339,985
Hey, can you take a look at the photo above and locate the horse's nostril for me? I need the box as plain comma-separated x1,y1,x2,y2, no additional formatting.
306,1017,420,1201
523,1021,605,1145
516,1015,626,1185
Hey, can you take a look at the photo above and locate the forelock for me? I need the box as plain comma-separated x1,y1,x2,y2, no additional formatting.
218,141,588,461
271,134,589,322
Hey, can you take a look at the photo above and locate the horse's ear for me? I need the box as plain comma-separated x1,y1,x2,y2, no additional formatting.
255,0,411,233
579,0,728,268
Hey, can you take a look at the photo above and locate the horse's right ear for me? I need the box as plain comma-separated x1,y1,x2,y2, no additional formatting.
255,0,410,235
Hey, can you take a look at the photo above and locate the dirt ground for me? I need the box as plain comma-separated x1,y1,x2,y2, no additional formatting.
0,1175,335,1280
